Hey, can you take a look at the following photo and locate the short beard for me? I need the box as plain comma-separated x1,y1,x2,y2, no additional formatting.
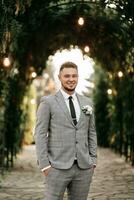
63,86,75,92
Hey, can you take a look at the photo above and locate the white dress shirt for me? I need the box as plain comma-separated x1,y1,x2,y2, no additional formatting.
60,89,81,122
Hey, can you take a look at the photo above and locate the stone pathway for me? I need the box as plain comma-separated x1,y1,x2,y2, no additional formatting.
0,145,134,200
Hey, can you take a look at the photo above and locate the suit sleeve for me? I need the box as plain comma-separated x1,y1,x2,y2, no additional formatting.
88,110,97,165
34,97,51,170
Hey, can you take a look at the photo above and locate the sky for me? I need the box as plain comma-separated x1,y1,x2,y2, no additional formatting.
51,47,95,94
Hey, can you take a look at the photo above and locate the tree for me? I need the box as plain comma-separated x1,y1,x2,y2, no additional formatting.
0,0,134,168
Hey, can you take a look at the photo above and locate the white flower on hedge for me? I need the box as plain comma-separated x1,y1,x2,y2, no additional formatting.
82,105,93,115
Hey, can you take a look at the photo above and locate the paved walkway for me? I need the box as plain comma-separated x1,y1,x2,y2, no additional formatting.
0,145,134,200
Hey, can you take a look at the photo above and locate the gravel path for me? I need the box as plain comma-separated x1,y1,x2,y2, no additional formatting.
0,145,134,200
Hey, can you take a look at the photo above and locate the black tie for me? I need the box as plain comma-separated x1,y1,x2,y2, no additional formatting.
68,96,77,125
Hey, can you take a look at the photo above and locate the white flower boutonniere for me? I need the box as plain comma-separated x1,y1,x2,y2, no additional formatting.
82,105,93,115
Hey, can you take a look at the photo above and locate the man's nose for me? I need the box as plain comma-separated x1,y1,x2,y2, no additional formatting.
69,76,75,81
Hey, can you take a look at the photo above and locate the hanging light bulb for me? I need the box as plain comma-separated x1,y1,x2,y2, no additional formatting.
107,89,112,95
84,46,90,53
78,17,84,26
117,71,123,78
3,57,11,67
31,72,37,78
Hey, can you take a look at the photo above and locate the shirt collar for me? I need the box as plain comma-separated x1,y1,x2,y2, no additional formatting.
60,89,76,100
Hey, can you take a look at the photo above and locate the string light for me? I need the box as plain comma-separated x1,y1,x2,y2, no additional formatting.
117,71,123,78
107,89,112,95
84,46,90,53
78,17,84,26
31,72,37,78
3,57,11,67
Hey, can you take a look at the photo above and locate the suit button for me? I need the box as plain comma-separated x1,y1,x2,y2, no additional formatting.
76,141,78,144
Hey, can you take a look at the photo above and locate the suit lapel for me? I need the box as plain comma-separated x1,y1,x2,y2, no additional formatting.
55,91,74,125
76,93,85,126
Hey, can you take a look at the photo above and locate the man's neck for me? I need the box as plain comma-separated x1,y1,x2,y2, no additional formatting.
61,88,75,96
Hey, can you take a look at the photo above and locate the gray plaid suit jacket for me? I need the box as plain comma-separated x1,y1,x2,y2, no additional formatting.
34,90,97,170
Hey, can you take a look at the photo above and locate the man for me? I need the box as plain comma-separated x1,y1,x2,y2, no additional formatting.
34,62,97,200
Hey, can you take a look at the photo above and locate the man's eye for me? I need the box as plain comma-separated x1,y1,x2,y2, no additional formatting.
72,75,78,78
64,75,70,78
64,75,78,78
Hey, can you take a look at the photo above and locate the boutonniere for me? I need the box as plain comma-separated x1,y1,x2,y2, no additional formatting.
82,105,93,115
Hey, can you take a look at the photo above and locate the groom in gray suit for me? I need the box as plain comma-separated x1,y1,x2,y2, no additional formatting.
34,62,97,200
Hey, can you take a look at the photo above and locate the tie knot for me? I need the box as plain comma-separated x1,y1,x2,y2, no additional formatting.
69,96,72,100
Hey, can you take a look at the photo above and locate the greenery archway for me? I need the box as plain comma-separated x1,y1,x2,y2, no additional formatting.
0,0,134,168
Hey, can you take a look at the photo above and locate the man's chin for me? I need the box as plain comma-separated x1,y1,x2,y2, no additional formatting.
63,87,75,92
67,88,75,92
